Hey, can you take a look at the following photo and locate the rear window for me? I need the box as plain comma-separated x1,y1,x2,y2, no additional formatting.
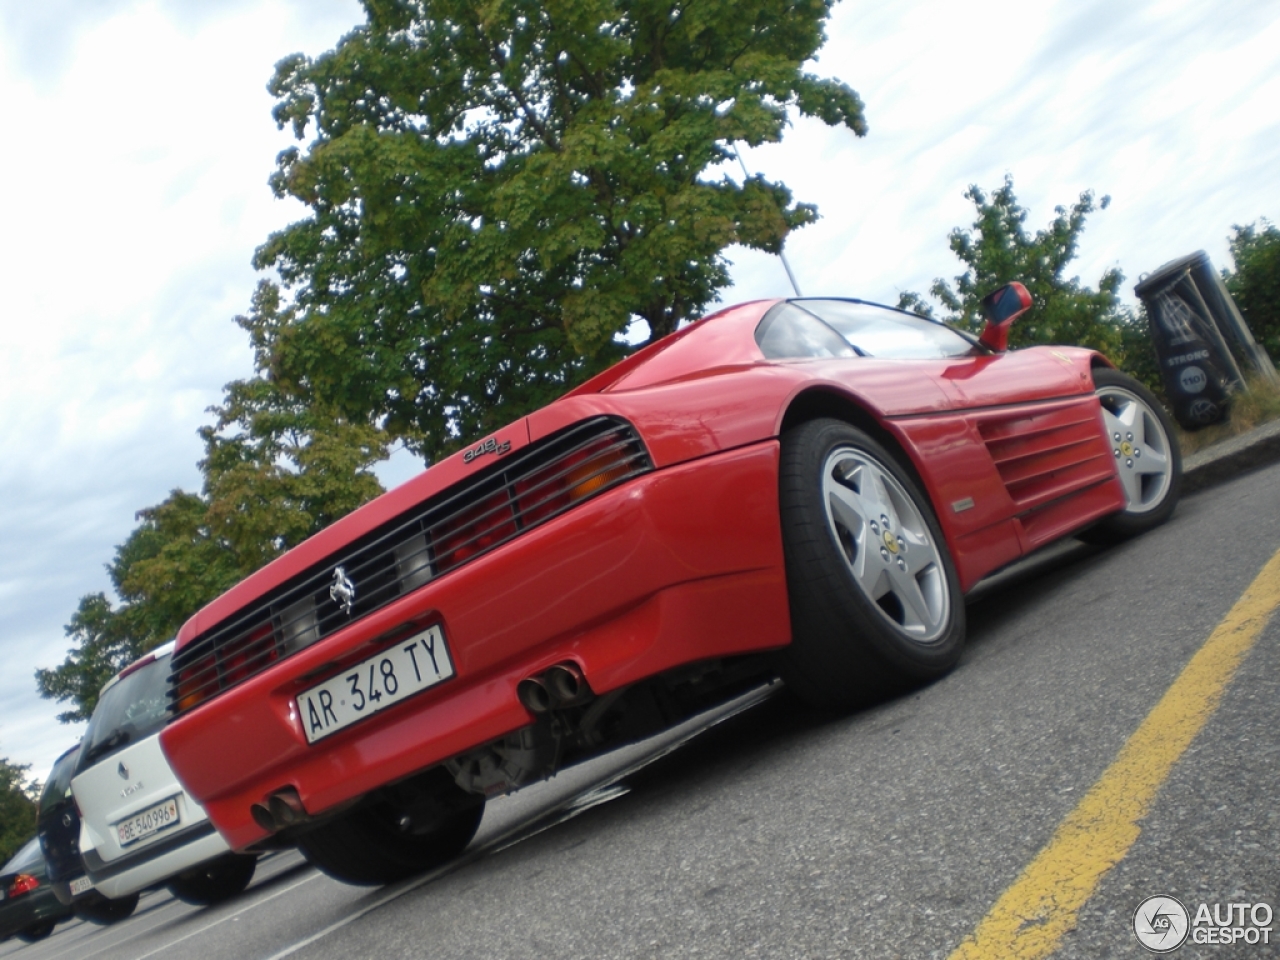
38,748,79,813
78,655,172,771
756,299,977,360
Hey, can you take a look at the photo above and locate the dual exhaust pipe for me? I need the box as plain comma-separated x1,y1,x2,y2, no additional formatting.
250,787,308,834
517,662,593,714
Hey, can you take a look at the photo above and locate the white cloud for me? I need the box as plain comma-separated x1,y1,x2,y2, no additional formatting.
0,0,364,783
721,0,1280,313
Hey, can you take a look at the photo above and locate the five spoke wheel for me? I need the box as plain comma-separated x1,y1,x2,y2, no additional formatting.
821,447,950,644
1084,368,1182,542
779,419,964,712
1098,384,1174,514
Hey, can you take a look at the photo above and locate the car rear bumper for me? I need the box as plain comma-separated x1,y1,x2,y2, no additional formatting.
83,824,231,899
162,441,791,851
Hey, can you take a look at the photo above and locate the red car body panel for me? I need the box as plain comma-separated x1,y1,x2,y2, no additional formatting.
161,297,1127,851
164,442,791,850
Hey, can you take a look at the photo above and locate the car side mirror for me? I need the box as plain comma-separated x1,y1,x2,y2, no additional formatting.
978,282,1033,353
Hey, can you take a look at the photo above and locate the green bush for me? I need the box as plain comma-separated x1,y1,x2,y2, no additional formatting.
1224,220,1280,364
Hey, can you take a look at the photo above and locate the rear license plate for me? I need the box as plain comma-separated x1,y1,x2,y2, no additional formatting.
70,875,94,896
117,797,180,847
296,624,454,744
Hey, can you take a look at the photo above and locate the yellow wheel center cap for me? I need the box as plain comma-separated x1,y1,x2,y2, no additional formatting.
883,530,899,554
1120,441,1134,457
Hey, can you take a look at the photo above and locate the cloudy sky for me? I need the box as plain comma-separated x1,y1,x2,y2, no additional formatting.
2,0,1277,784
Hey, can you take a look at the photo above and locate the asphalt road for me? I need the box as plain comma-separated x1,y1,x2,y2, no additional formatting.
6,460,1279,960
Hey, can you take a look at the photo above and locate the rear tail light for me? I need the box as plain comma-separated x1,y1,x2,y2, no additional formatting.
176,656,219,714
433,433,639,573
170,417,651,715
8,874,39,898
434,491,519,573
175,622,279,713
221,623,275,686
513,434,640,526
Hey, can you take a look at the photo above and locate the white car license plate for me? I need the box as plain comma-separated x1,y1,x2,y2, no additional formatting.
297,624,454,744
117,796,180,847
70,875,94,896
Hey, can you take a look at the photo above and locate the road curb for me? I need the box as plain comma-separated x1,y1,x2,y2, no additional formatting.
1183,418,1280,494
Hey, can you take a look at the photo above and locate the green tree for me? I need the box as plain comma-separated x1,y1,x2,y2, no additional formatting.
35,592,141,723
257,0,866,462
0,757,38,865
1224,219,1280,363
898,176,1129,358
36,315,390,723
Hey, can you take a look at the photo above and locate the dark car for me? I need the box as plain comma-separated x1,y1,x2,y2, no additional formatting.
0,837,72,942
37,744,139,925
36,746,84,901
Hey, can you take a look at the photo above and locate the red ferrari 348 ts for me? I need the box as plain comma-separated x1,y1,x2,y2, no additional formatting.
160,284,1181,884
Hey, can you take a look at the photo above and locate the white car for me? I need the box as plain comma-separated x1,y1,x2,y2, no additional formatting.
71,641,257,904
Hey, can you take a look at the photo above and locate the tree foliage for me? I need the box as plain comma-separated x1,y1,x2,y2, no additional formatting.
36,593,141,724
898,176,1131,358
0,757,38,865
1224,218,1280,363
36,303,389,722
256,0,866,462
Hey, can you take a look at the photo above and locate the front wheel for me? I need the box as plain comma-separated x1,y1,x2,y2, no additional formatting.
778,418,965,712
1081,368,1182,544
166,853,257,905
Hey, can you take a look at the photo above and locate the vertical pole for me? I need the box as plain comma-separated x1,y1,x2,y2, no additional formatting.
732,143,803,297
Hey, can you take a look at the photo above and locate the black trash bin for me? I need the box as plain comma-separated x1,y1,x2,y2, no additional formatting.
1135,252,1242,430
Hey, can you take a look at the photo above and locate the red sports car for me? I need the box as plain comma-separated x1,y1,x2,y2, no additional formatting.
160,284,1181,884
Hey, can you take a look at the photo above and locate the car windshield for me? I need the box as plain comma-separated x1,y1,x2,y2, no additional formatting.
2,837,43,875
78,654,172,770
756,299,977,360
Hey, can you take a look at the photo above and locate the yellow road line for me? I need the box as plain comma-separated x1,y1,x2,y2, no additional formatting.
949,546,1280,960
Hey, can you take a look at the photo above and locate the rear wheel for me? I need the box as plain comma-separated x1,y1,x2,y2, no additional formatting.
1081,368,1182,543
72,891,139,925
166,853,257,905
297,772,485,886
778,418,965,712
16,921,56,942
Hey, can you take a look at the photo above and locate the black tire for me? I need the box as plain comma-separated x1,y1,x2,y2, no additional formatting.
778,418,965,712
166,853,257,905
296,781,485,886
72,891,139,925
1080,368,1182,544
16,921,56,942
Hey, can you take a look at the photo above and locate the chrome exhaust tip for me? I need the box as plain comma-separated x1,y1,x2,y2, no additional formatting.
517,676,554,713
266,787,308,829
546,662,589,705
250,803,274,833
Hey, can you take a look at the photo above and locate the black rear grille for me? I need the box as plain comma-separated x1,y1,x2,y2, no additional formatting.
168,417,652,715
